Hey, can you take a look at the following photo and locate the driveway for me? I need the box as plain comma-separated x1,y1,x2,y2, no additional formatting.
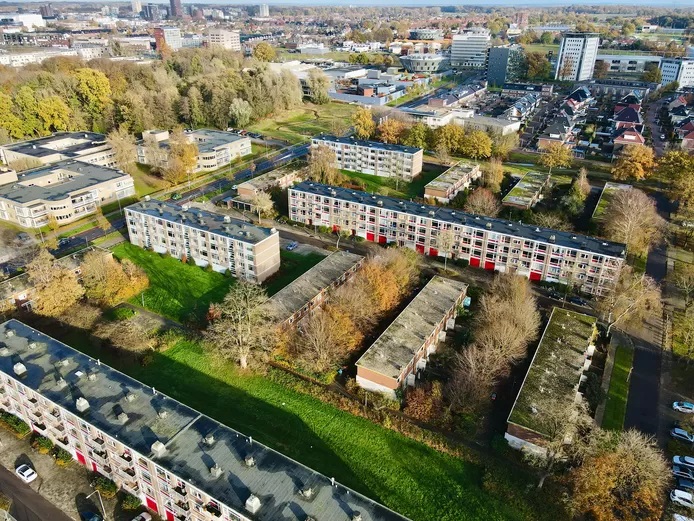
645,102,667,157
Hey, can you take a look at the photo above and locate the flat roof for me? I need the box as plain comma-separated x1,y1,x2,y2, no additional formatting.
140,129,248,155
0,320,408,521
0,161,129,204
592,182,632,220
356,276,467,378
1,132,107,160
125,200,276,245
236,167,299,192
424,161,480,193
269,250,362,323
507,308,597,437
312,135,422,155
291,181,626,258
502,171,549,207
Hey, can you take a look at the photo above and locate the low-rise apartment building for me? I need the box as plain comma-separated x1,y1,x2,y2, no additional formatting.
356,276,467,397
311,135,423,180
205,29,241,51
0,132,116,170
423,161,481,203
228,168,300,211
125,200,280,283
0,319,408,521
592,182,631,221
288,182,626,295
0,161,135,228
505,308,597,454
269,250,364,327
137,130,252,173
502,83,554,99
502,171,551,210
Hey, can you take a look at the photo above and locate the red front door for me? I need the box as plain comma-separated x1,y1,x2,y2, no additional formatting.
429,248,438,257
165,510,175,521
470,257,480,267
366,232,375,242
530,271,542,281
76,451,86,466
378,235,387,244
91,462,97,472
484,261,495,271
146,497,158,513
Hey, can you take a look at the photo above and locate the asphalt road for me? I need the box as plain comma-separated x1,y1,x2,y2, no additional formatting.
0,465,72,521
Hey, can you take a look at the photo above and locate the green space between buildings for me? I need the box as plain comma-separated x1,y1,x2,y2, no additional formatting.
602,343,634,431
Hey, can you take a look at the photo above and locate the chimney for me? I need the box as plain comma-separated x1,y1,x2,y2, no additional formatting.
117,412,129,424
158,410,168,419
245,495,261,514
210,463,223,478
88,373,97,381
126,392,136,402
352,513,363,521
299,486,314,499
76,397,90,412
13,363,27,377
56,377,67,390
204,433,215,446
244,455,256,467
144,195,151,202
0,344,8,356
151,440,166,457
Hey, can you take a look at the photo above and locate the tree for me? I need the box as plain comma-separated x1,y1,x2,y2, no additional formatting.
94,206,110,232
559,55,575,81
531,211,572,231
540,31,554,44
539,142,573,175
596,267,662,335
526,52,552,80
433,123,464,155
106,126,137,175
434,143,451,165
352,106,375,140
306,68,331,104
403,381,444,423
291,305,361,372
612,144,655,181
491,132,519,160
72,68,112,130
659,150,694,210
604,188,664,256
0,92,24,139
81,251,149,307
35,96,71,134
571,430,669,521
593,60,609,79
377,118,405,144
228,98,253,128
437,228,455,270
464,187,501,217
673,264,694,308
642,63,662,83
25,249,84,317
459,129,492,159
253,42,276,62
402,121,430,149
562,171,590,217
251,191,275,224
307,144,342,185
204,281,274,369
360,259,400,313
482,158,504,192
164,128,198,185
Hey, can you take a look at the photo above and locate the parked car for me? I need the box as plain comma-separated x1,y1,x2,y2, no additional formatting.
16,232,30,242
568,296,588,307
674,456,694,470
674,514,694,521
672,489,694,508
672,428,694,443
660,134,667,140
674,402,694,413
171,192,182,201
15,464,37,483
680,479,694,492
674,465,694,480
81,512,104,521
286,241,298,251
58,238,70,247
131,514,153,521
547,290,562,300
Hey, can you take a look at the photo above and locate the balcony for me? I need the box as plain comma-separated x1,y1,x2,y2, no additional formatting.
33,422,47,433
115,465,136,481
172,501,190,515
92,437,105,446
118,452,133,464
122,481,139,495
205,504,222,518
172,486,188,502
92,450,108,464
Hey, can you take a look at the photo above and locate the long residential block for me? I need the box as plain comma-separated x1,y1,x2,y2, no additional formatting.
356,276,467,397
0,319,409,521
125,200,280,283
0,161,135,228
505,308,597,454
288,182,626,295
311,135,423,180
423,161,481,203
501,171,551,210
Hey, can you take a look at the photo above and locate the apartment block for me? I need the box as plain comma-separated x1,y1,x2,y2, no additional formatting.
0,319,407,521
356,276,467,397
228,167,300,211
660,57,694,88
312,135,423,180
554,32,600,81
205,29,241,51
501,171,551,210
450,28,491,68
423,161,481,203
0,132,116,170
486,45,525,87
269,250,364,327
0,161,135,228
505,308,597,454
137,129,251,173
125,200,280,283
288,182,626,295
153,27,182,51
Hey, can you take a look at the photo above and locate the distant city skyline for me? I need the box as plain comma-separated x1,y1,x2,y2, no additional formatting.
16,0,694,5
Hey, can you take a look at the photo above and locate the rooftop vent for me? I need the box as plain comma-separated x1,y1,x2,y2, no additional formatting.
0,344,8,356
549,235,556,243
377,200,383,206
535,227,541,232
246,495,261,514
486,222,492,229
158,207,163,215
352,513,363,521
76,397,90,413
59,359,69,367
56,377,67,390
117,412,129,424
13,362,26,377
28,341,38,350
223,215,231,224
125,392,136,402
87,373,97,381
5,329,15,338
299,486,314,499
144,195,151,202
204,433,215,446
245,455,256,467
571,235,577,240
210,463,223,478
158,410,168,419
151,440,166,458
182,205,189,211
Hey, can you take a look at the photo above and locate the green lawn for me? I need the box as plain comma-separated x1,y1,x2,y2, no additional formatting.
341,163,445,199
246,103,358,144
262,249,326,296
131,163,168,197
112,242,236,324
602,343,634,431
521,43,559,56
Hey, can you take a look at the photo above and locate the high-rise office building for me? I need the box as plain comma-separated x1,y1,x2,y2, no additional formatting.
142,3,162,21
39,4,54,18
554,32,600,81
486,45,525,87
169,0,183,18
450,28,491,69
131,0,142,15
153,26,182,51
258,4,269,16
660,57,694,88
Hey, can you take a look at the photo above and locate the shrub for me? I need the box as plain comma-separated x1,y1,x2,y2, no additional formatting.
30,433,54,454
121,492,141,510
140,352,155,367
0,491,11,511
0,411,30,437
204,262,214,273
354,236,366,242
187,256,196,266
52,446,72,466
91,475,118,499
105,307,136,322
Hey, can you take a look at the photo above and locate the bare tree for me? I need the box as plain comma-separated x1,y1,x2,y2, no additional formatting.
596,266,662,335
604,189,665,257
482,158,504,192
437,228,455,270
26,249,84,317
464,187,501,217
307,144,343,185
672,264,694,308
447,344,504,410
531,212,572,231
331,277,379,331
204,281,274,369
107,126,137,175
251,191,275,224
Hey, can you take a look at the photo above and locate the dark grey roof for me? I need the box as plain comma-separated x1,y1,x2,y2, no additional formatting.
312,135,422,155
0,161,129,204
1,132,107,159
502,83,544,93
0,320,409,521
567,86,591,104
125,200,277,245
291,181,626,258
613,107,641,123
